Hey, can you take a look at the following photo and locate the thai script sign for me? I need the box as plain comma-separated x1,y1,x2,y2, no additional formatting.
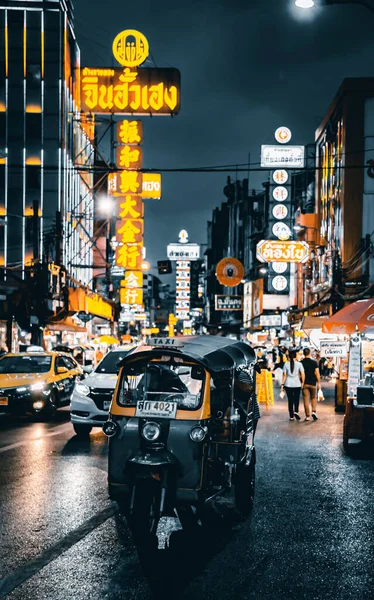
215,295,243,311
80,67,181,115
320,341,348,358
256,240,309,263
167,243,200,260
261,145,305,168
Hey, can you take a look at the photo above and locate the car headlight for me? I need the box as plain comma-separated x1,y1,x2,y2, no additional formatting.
75,383,90,396
141,422,161,442
189,426,207,442
31,381,45,392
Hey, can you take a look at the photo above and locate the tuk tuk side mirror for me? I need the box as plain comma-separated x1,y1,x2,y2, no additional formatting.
57,366,68,375
191,366,204,380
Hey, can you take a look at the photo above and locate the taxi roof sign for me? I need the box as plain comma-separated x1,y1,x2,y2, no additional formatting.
149,338,184,347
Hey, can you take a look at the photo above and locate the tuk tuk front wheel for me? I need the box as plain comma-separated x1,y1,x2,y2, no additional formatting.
127,482,160,550
234,459,255,516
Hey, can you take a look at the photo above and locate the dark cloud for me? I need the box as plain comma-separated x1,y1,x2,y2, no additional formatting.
75,0,374,274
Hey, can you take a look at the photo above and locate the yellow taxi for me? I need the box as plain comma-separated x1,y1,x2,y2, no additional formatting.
0,352,82,418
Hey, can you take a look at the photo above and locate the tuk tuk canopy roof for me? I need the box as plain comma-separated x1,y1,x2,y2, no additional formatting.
125,336,256,374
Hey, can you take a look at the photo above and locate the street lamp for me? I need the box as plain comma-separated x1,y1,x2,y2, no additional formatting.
294,0,374,13
295,0,315,7
97,195,114,217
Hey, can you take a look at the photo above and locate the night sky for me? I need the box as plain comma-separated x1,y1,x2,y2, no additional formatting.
75,0,374,278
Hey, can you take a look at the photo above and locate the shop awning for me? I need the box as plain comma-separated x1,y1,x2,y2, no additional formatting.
322,299,374,335
301,315,329,334
46,317,87,333
68,288,114,322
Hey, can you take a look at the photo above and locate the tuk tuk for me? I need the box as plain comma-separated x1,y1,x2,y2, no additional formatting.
103,335,257,548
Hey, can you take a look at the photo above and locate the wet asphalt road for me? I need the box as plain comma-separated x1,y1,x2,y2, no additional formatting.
0,384,374,600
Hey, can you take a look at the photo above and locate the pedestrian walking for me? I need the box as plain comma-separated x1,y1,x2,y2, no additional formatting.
301,348,321,421
281,349,305,421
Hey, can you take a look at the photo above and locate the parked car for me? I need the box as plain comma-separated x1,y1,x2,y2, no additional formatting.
70,345,135,436
0,352,82,418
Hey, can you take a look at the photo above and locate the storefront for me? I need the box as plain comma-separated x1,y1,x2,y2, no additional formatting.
44,316,88,351
43,288,115,350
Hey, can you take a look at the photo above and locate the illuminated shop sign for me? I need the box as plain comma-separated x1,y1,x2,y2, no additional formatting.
116,119,143,144
261,145,305,168
80,66,181,115
215,295,243,311
112,29,150,68
167,243,200,260
274,126,292,144
257,240,309,263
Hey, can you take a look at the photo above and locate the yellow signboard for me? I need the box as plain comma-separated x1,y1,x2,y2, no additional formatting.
116,219,144,244
112,30,149,68
116,145,143,170
108,171,143,196
120,287,143,306
121,270,143,289
117,196,144,219
116,242,143,269
142,173,162,199
142,328,160,335
116,120,143,145
80,67,180,115
256,240,309,264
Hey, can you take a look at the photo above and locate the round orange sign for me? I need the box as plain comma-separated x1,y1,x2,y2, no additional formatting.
216,257,244,287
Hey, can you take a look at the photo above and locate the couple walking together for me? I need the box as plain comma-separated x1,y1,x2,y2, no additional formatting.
281,348,321,421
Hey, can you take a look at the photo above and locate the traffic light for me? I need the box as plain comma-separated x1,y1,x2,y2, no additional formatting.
157,260,172,275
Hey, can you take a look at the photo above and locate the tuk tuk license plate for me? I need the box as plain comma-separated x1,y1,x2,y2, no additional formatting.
135,400,178,419
0,397,8,406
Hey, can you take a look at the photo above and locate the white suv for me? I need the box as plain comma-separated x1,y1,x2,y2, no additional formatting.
70,345,135,436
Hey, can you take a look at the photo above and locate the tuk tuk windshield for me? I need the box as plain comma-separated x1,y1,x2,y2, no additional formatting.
118,361,205,410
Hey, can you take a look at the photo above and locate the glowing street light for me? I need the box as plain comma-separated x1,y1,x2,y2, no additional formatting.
97,195,114,216
295,0,315,7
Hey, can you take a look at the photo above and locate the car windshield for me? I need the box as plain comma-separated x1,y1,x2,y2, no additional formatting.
0,355,52,374
95,351,132,374
118,362,205,410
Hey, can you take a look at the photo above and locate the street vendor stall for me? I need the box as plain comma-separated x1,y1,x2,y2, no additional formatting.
322,299,374,451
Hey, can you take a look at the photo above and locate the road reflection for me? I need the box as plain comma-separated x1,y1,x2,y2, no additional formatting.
113,498,245,599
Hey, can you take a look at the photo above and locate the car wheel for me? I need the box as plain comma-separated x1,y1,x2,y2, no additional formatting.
73,423,93,437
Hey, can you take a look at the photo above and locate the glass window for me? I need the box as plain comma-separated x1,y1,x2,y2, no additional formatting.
0,355,51,374
96,350,133,374
63,356,76,370
118,362,205,410
55,356,66,372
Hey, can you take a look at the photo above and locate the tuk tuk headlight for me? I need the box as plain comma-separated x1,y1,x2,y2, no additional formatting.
142,422,161,442
189,426,207,443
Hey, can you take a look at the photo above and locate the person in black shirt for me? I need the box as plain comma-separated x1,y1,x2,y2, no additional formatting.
301,348,321,421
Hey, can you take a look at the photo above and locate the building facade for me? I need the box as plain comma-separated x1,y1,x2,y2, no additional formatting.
303,78,374,317
0,0,107,346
